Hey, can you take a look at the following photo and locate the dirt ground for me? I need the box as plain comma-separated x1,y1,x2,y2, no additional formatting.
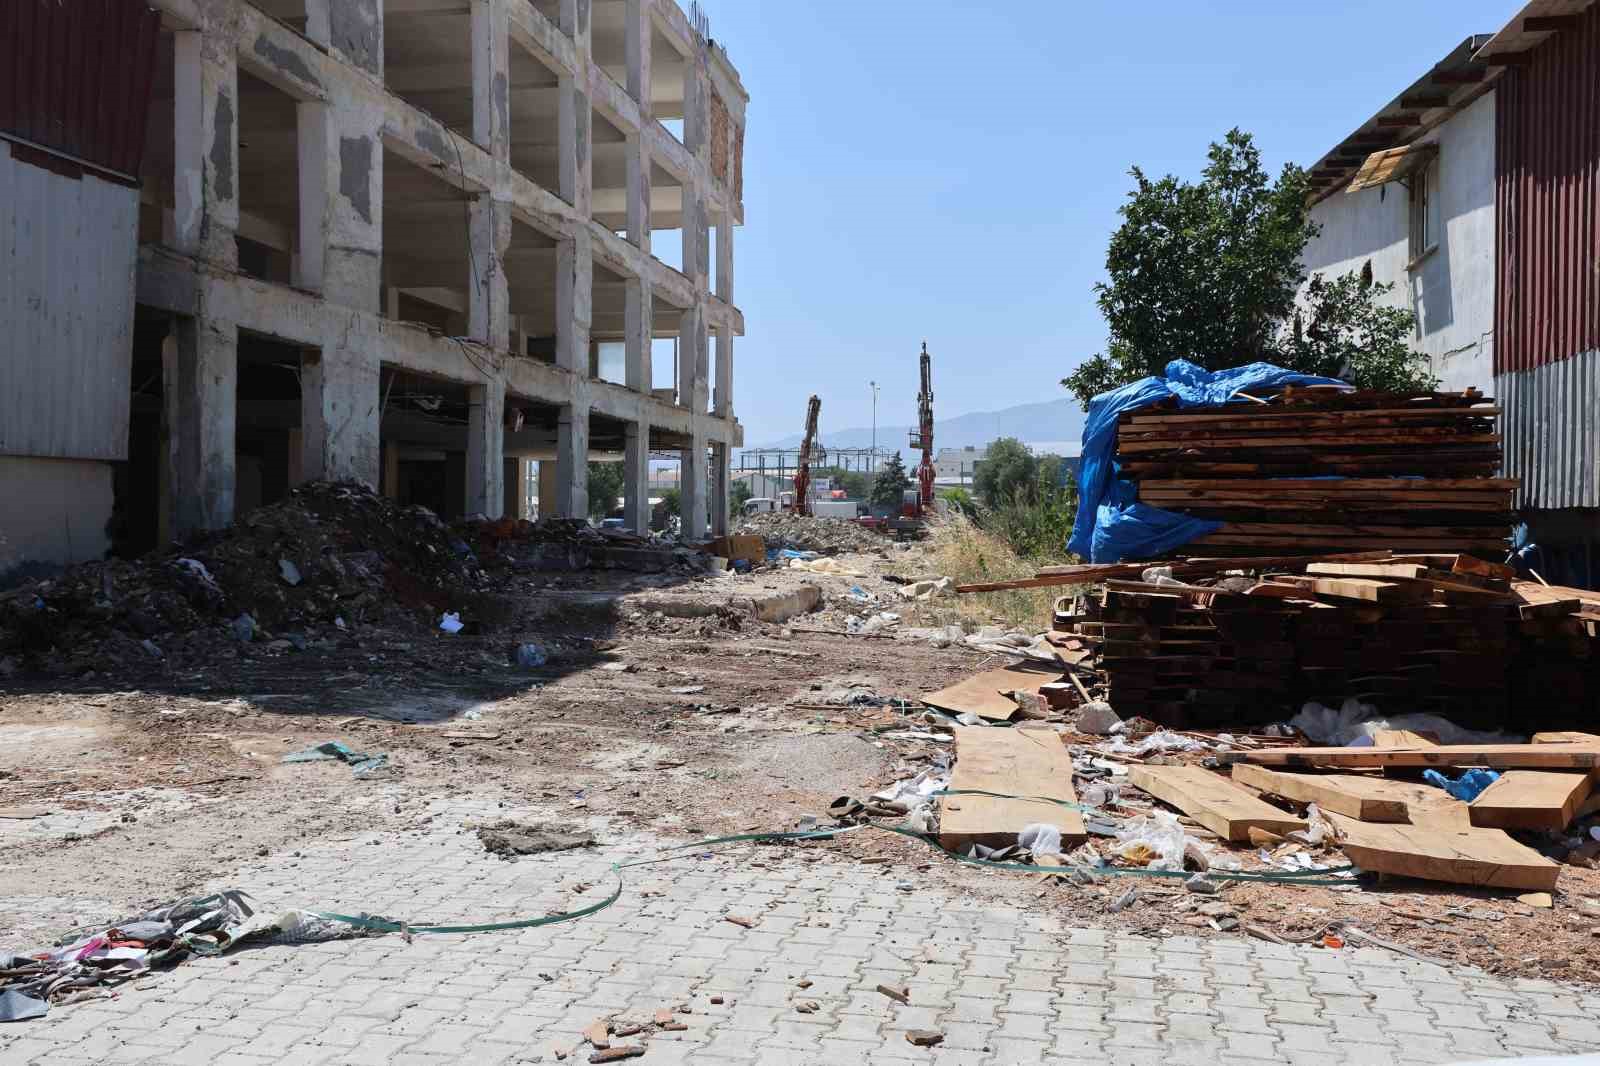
4,537,1600,985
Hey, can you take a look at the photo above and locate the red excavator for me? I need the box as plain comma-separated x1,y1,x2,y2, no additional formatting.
791,394,821,516
884,342,936,538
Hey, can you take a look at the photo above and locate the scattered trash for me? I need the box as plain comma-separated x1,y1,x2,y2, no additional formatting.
1518,892,1554,909
1073,700,1122,736
847,585,871,603
1184,874,1220,895
1290,699,1516,747
1114,812,1188,871
1422,768,1501,803
0,989,49,1023
278,558,302,586
477,823,595,859
1321,934,1345,949
231,613,256,642
1110,887,1138,913
281,741,389,777
1018,823,1063,859
513,642,548,668
439,612,465,634
876,984,910,1004
905,1030,944,1047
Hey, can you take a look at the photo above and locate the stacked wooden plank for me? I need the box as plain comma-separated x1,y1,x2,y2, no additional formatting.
1117,386,1513,557
1043,552,1600,731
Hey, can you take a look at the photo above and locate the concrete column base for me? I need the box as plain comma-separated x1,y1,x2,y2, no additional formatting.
165,317,237,535
465,380,506,518
300,344,380,488
623,421,650,533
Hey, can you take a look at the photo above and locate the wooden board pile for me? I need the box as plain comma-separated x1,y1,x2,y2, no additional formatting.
1118,385,1512,557
959,552,1600,732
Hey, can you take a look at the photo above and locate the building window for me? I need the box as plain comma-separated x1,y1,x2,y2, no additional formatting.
1409,157,1439,265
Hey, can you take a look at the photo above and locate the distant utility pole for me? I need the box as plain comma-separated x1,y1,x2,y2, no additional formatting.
869,380,880,473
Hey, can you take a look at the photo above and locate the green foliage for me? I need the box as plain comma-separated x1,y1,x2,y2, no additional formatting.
1278,270,1438,391
982,482,1078,561
972,438,1037,506
586,462,624,519
871,452,912,509
1061,128,1431,407
730,480,753,514
812,466,870,501
939,487,978,519
660,488,681,517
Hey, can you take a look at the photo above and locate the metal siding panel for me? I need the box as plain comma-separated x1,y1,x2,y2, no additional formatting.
0,145,136,462
0,0,160,177
1495,4,1600,509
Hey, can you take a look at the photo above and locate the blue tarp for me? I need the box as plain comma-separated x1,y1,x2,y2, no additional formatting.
1068,360,1348,563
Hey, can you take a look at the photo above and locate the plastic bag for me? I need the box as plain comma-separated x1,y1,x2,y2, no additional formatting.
1113,811,1187,871
1423,768,1500,802
1018,823,1062,858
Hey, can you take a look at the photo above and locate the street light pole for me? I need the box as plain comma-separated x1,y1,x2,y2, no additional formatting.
869,380,880,473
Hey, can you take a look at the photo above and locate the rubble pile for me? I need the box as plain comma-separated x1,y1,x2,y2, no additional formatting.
0,482,488,674
738,512,885,555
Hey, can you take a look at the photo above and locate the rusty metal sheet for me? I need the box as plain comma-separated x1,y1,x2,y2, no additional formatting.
0,0,161,180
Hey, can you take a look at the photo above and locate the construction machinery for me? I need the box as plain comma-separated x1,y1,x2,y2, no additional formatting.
792,394,821,516
912,341,936,512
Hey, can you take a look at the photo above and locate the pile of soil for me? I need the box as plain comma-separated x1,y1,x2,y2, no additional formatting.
739,513,887,555
0,482,487,677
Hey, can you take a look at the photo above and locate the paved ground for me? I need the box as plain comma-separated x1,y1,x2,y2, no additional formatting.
6,796,1600,1066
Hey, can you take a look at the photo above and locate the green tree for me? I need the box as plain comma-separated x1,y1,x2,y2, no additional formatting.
1061,128,1433,408
660,488,681,516
586,462,624,519
1278,269,1437,391
939,486,978,519
871,452,912,509
972,438,1037,506
730,480,753,514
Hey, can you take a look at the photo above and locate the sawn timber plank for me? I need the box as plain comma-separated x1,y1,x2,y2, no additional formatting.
938,727,1085,852
1127,764,1305,841
1324,812,1561,891
1467,771,1593,832
1218,743,1600,771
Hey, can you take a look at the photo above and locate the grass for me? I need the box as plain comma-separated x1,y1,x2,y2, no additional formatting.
895,512,1077,631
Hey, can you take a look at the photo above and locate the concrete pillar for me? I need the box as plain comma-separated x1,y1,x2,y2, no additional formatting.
173,30,238,267
296,99,383,310
555,402,590,518
678,305,707,413
680,434,706,541
624,1,651,252
465,380,506,517
558,0,592,217
625,0,651,109
165,317,237,535
710,441,729,535
623,420,650,533
537,458,558,518
382,441,401,499
300,344,380,486
303,0,383,77
716,201,733,302
470,195,511,349
713,324,731,417
472,0,510,160
624,277,652,392
556,230,592,374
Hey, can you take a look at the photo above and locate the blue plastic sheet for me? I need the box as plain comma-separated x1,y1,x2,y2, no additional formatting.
1422,768,1500,802
1068,360,1348,562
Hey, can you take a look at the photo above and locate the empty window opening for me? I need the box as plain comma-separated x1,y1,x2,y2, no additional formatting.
505,216,559,362
381,147,472,336
649,161,684,274
235,331,307,516
508,44,562,194
651,336,678,402
384,7,472,140
590,107,628,227
236,68,301,284
590,260,628,383
650,23,686,142
378,368,473,519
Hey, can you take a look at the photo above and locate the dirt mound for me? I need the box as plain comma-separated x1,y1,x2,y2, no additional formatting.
738,513,886,555
0,482,485,676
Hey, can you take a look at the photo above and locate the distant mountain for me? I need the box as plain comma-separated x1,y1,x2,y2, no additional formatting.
743,398,1087,459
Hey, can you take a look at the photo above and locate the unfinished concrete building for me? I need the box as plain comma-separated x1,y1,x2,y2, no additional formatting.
2,0,746,571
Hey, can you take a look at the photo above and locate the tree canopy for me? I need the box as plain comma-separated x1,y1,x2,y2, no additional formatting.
586,461,624,518
870,452,912,509
1063,128,1435,408
973,438,1037,506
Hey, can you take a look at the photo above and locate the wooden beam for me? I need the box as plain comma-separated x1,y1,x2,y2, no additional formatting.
1400,93,1452,110
1432,68,1487,84
938,728,1085,852
1468,771,1592,832
1220,743,1600,771
1375,114,1423,127
1230,764,1443,823
1128,764,1305,841
921,663,1066,723
1326,812,1561,891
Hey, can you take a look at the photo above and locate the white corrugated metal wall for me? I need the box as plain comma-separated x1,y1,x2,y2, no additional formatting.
1498,350,1600,510
0,140,138,462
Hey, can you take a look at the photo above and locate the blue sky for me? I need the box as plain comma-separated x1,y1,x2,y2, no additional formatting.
698,0,1521,447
